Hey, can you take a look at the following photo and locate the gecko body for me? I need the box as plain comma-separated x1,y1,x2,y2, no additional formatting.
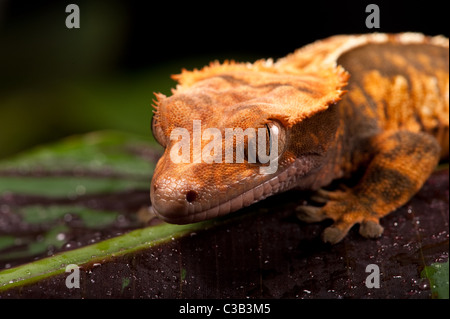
150,33,449,244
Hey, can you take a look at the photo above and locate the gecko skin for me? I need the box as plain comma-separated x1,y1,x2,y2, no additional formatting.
150,33,449,244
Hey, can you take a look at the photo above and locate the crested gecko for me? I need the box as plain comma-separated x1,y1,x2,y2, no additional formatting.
150,33,449,244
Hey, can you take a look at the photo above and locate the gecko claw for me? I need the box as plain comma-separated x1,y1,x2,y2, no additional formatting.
309,194,329,204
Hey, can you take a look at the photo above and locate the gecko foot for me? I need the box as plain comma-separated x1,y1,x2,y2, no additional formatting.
296,189,384,244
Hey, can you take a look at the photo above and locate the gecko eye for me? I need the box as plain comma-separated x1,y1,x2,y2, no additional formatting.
151,115,167,147
264,120,286,157
243,120,286,162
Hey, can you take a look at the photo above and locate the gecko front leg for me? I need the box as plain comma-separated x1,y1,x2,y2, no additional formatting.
297,130,441,244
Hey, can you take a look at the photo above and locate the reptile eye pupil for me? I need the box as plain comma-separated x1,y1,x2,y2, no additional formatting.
186,190,198,202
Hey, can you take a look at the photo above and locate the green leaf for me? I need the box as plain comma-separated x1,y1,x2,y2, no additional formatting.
19,205,119,228
0,130,158,177
0,226,69,261
0,176,149,198
0,130,159,198
421,261,449,299
0,219,216,292
0,237,16,251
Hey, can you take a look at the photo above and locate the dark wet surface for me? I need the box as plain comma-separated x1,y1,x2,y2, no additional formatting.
0,190,152,269
1,169,448,298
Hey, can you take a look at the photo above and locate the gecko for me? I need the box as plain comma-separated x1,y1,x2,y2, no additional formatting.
150,33,449,244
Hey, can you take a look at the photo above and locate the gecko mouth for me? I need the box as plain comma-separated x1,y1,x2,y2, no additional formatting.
150,159,308,224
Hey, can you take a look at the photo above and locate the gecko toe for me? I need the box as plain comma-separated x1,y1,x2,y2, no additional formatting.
310,188,347,203
359,219,384,238
296,205,328,223
322,225,350,244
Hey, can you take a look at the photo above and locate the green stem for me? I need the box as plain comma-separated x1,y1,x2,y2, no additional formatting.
0,220,214,292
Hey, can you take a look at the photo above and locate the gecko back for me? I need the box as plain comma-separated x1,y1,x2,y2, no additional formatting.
337,40,449,158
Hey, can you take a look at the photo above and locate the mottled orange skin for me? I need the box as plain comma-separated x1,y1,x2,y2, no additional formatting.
151,33,449,244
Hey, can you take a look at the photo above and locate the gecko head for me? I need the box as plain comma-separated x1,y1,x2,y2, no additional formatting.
149,107,295,224
149,61,347,224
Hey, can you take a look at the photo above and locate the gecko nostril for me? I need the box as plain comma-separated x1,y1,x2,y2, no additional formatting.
186,190,198,203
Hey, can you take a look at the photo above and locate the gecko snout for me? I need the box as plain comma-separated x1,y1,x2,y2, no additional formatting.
150,180,201,224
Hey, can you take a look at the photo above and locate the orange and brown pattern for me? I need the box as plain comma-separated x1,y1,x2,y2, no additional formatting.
150,33,449,243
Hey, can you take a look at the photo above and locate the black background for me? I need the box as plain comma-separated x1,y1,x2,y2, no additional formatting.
3,0,448,71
